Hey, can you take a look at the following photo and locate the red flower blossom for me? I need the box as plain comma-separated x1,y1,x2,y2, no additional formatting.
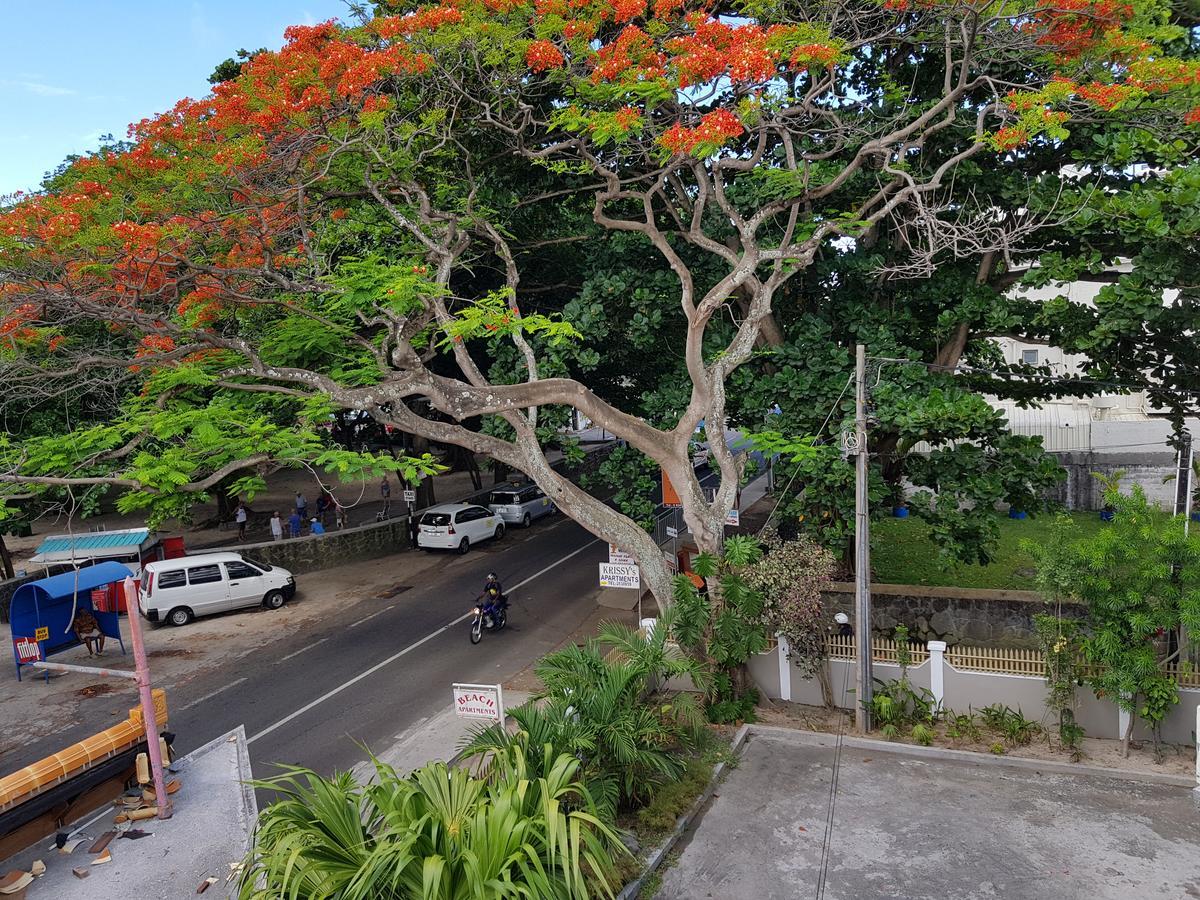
660,108,745,154
527,40,566,73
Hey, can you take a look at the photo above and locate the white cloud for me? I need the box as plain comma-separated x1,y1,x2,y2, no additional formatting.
10,80,76,97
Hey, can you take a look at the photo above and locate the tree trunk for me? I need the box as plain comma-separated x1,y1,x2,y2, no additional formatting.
817,662,835,709
411,435,437,508
1120,699,1136,758
0,534,15,580
493,461,511,484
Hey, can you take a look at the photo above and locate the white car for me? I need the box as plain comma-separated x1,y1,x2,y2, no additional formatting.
138,552,296,626
417,503,505,554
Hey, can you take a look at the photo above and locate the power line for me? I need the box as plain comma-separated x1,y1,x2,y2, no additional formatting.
869,355,1200,400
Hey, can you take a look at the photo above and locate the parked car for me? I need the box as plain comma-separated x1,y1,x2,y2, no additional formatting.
417,503,505,554
138,552,296,627
488,484,555,528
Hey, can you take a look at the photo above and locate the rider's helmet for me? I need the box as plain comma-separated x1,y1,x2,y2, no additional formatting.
487,572,498,582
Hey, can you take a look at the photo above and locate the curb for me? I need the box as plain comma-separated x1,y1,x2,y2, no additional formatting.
747,723,1197,788
615,724,750,900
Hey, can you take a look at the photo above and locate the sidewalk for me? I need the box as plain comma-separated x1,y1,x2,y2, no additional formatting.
656,726,1200,900
350,691,532,783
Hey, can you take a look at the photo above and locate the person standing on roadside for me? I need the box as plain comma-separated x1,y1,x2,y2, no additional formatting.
235,501,249,540
379,476,392,518
295,490,308,521
270,511,284,542
334,497,346,529
288,509,303,538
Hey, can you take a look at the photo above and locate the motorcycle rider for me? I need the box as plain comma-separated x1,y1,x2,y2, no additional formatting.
483,572,506,608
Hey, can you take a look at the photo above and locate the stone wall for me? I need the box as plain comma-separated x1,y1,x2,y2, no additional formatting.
822,582,1085,649
191,516,412,575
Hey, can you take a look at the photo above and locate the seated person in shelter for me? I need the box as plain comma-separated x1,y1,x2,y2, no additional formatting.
72,609,105,656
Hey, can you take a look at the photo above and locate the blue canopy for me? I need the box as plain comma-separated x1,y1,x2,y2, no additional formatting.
10,561,130,680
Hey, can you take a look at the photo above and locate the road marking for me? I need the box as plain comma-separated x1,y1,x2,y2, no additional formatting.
280,637,329,661
349,606,393,629
181,677,248,711
247,537,601,746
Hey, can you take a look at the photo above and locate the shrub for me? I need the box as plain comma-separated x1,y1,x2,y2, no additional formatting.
239,748,625,900
634,758,714,840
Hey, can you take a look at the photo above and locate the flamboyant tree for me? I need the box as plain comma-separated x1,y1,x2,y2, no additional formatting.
1,0,1197,604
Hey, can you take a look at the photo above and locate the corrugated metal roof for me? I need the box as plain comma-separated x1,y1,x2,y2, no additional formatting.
33,529,151,556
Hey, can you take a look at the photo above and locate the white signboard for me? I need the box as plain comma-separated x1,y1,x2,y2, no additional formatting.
663,550,678,574
725,509,741,527
608,544,636,566
453,683,504,721
599,562,641,590
665,526,678,539
403,489,417,503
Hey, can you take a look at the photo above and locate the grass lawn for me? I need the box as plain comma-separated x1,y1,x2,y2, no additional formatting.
871,511,1107,590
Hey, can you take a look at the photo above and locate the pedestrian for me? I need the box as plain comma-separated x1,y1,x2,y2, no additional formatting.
72,609,105,656
288,509,302,538
379,476,392,518
269,510,283,542
310,517,326,536
334,498,346,530
235,501,248,541
408,513,419,548
295,491,308,521
316,492,331,526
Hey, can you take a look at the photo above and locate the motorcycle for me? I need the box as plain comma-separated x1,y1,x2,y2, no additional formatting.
469,589,508,644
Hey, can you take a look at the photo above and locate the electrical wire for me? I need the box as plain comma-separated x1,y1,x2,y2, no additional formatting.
868,355,1200,400
758,374,854,535
814,652,853,900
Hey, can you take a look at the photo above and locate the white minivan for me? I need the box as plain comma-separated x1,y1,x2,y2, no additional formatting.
138,552,296,626
417,503,505,554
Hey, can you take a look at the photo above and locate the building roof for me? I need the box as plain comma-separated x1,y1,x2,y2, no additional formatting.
29,528,153,564
14,561,136,603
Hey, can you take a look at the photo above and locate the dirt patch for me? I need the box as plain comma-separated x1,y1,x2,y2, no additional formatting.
753,699,1194,778
75,683,117,698
147,648,194,659
374,584,412,600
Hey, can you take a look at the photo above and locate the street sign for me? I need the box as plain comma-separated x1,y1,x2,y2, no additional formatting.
599,562,640,590
13,636,41,665
453,683,504,721
665,526,678,539
608,544,635,566
34,626,49,642
403,489,417,503
725,509,741,527
663,550,678,574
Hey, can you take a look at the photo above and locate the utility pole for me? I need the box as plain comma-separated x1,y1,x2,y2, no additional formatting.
1175,430,1193,534
854,344,873,732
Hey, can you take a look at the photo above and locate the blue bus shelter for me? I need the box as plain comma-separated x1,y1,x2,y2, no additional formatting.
10,562,130,681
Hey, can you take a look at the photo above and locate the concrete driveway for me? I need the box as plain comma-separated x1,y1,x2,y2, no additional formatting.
657,728,1200,900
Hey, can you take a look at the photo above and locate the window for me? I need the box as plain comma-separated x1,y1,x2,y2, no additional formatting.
523,488,543,501
1021,349,1039,365
242,556,272,572
458,507,489,522
187,564,224,585
490,492,520,505
157,570,186,589
225,561,262,580
421,512,451,526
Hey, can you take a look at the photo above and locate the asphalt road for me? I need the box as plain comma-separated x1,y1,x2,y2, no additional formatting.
4,516,607,780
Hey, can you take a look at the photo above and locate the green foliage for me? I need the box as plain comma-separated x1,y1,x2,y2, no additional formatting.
1033,613,1086,756
944,710,982,743
239,749,625,900
979,704,1042,747
741,535,836,678
633,757,714,840
461,606,709,815
1029,482,1200,749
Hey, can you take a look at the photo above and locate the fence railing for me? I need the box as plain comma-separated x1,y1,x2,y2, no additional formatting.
820,636,1200,688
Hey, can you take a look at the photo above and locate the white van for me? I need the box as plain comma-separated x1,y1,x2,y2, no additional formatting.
138,552,296,626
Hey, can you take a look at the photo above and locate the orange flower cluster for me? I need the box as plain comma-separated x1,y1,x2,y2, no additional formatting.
526,39,566,72
660,108,745,154
374,5,464,38
592,25,666,82
1075,81,1135,109
1025,0,1134,58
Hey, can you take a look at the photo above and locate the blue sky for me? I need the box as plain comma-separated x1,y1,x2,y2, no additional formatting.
0,1,349,196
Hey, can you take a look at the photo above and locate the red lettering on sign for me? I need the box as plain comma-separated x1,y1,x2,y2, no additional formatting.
13,636,41,664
